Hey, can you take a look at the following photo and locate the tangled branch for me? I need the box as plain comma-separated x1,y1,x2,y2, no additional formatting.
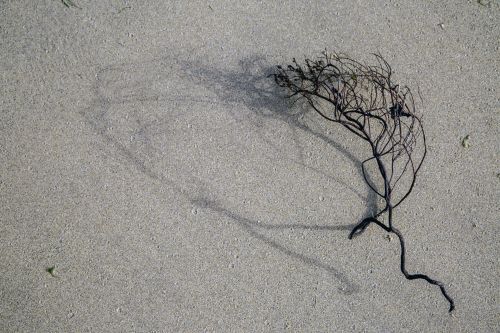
272,51,454,312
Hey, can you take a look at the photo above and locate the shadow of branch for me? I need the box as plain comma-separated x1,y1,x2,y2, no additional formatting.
179,55,379,221
191,196,359,294
79,54,378,295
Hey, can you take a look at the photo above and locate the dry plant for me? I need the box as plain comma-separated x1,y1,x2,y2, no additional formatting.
272,51,454,312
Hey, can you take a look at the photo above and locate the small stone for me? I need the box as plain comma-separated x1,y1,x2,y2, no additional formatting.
319,196,324,201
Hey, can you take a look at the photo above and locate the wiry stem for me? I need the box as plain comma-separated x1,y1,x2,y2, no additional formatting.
392,227,455,312
272,51,454,312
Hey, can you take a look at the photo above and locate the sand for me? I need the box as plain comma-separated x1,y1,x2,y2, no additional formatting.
1,0,499,332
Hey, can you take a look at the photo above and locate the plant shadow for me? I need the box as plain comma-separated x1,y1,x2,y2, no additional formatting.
179,55,379,223
80,53,384,295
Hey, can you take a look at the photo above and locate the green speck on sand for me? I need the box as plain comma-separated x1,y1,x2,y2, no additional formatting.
117,6,131,13
461,134,470,148
61,0,81,9
46,266,56,276
477,0,491,7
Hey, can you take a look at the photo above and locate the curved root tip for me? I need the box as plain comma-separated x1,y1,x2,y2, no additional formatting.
348,227,363,239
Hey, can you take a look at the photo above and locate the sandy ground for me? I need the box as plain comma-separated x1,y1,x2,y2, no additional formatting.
1,0,499,332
